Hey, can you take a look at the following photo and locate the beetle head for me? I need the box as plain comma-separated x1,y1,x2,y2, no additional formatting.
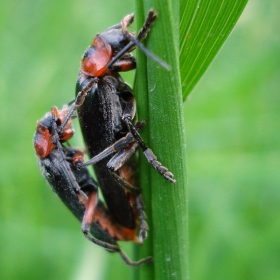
34,106,74,158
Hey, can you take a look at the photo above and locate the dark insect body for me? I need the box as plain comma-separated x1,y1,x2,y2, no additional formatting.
67,10,176,244
34,106,152,266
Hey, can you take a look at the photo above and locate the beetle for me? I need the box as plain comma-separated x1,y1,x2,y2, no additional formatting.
34,105,152,266
71,10,175,241
54,10,175,243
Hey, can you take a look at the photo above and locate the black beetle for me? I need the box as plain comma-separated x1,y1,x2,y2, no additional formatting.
34,105,152,266
56,10,175,243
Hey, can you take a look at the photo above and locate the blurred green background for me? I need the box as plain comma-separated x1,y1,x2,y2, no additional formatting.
0,0,279,279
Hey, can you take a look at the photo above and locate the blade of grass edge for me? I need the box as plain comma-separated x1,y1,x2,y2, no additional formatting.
134,2,154,280
136,1,188,279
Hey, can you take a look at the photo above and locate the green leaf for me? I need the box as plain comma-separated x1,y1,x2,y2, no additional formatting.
133,0,248,279
180,0,248,100
135,1,188,280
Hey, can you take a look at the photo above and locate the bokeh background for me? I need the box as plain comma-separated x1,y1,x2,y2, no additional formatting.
0,0,279,279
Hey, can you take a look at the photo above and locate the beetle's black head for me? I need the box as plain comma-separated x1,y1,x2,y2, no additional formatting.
39,112,64,134
99,29,133,54
39,112,53,132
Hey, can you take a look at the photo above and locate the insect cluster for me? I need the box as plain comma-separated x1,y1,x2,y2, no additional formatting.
34,10,175,266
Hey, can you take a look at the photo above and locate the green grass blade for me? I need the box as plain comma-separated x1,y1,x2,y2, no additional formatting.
135,1,188,279
180,0,248,100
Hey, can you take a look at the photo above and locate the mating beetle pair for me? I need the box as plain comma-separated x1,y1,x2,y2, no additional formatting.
34,105,151,266
34,10,175,266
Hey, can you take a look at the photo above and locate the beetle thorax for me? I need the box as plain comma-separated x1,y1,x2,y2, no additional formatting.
81,35,112,77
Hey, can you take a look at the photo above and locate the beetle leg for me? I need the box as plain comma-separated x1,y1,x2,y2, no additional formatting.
106,141,141,194
119,250,153,267
107,141,138,172
136,10,157,40
108,54,136,72
82,191,98,235
119,90,176,183
109,168,140,194
57,78,98,135
76,121,146,169
136,194,148,244
51,113,65,159
124,118,176,183
103,13,134,33
121,13,135,29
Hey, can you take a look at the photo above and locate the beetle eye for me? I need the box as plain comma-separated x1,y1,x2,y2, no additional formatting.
56,118,62,126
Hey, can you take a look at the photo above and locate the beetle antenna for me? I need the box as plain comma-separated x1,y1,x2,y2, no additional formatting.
119,250,153,267
57,78,98,135
130,38,170,70
107,10,170,71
